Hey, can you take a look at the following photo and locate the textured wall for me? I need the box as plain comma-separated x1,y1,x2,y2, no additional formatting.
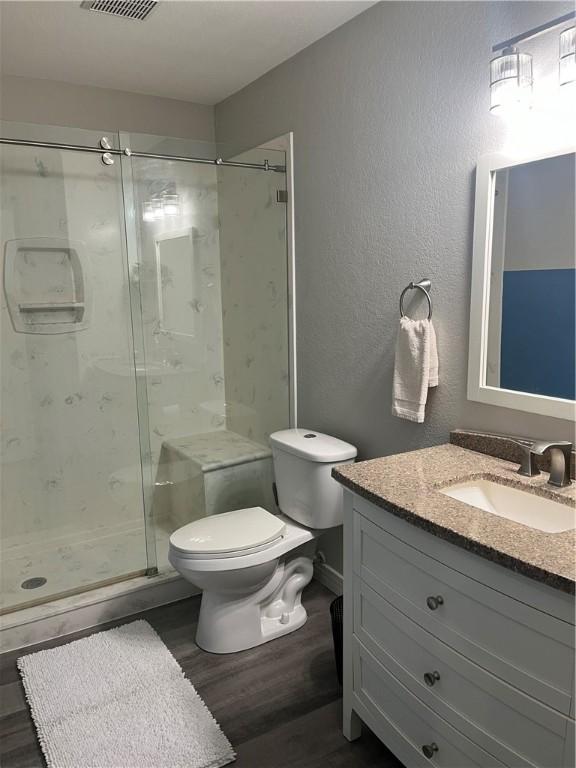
215,1,575,572
0,76,214,141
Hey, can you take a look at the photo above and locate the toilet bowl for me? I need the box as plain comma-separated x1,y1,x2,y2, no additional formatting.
169,509,318,653
169,429,357,654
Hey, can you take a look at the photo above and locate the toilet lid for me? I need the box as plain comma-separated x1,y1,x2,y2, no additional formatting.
169,507,286,555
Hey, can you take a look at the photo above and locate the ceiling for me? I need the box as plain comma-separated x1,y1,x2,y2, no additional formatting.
0,1,375,105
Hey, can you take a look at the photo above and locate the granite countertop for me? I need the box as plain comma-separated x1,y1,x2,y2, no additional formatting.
333,443,576,594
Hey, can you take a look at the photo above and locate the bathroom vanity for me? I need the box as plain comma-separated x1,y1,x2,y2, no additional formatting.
334,442,576,768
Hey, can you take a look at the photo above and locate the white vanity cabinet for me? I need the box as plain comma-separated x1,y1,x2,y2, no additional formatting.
342,491,576,768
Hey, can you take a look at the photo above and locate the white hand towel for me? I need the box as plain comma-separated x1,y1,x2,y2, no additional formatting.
392,317,439,423
428,321,439,387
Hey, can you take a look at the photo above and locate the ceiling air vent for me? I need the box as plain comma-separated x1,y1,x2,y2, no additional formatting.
80,1,158,21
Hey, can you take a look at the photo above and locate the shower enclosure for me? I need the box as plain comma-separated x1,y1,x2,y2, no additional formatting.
0,122,293,614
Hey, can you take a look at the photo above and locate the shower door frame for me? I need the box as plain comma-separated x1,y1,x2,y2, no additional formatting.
256,131,297,429
119,132,158,577
284,132,298,429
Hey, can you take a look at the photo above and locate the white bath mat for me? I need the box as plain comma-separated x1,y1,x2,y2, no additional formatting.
18,620,235,768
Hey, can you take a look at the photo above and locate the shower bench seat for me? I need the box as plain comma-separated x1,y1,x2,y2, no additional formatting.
156,430,277,529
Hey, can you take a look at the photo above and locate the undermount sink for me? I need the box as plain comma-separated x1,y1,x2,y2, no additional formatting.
439,479,576,533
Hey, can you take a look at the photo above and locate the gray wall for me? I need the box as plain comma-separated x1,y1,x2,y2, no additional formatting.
214,1,575,572
0,76,214,140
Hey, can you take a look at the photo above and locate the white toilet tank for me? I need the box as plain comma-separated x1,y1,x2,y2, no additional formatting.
269,429,357,529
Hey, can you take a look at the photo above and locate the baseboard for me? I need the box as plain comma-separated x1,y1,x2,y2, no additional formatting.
1,572,199,654
314,562,343,596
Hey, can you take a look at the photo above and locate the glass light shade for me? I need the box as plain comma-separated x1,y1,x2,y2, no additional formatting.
143,199,164,222
490,47,533,115
151,198,164,219
559,26,576,86
142,201,156,222
162,193,181,216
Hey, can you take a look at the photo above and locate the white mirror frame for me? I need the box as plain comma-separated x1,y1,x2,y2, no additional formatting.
467,144,576,422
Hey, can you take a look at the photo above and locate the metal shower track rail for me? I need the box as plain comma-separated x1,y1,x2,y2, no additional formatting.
0,136,286,173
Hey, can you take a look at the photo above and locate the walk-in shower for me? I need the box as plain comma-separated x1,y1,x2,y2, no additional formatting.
0,121,293,615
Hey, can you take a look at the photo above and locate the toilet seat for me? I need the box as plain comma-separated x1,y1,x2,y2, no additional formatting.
169,506,286,558
169,514,318,573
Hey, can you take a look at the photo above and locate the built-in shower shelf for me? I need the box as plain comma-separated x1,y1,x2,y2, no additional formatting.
18,302,85,312
4,237,91,334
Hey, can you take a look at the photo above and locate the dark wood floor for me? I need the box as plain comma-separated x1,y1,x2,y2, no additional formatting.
0,580,403,768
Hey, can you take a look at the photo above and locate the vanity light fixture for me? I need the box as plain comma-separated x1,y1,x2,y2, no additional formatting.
490,10,576,114
559,26,576,86
143,184,181,222
490,47,533,114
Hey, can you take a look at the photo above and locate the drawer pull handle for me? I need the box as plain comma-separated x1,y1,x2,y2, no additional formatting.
422,742,439,759
426,595,444,611
423,670,440,686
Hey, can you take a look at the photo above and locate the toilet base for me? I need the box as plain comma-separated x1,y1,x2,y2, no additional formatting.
195,554,314,654
261,603,307,641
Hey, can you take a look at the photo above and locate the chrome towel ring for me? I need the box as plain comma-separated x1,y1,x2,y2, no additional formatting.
399,279,433,320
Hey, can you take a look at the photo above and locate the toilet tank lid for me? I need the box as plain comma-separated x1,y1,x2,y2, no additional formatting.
269,429,357,463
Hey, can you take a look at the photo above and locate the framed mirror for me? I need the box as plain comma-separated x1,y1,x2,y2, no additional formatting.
154,227,197,336
468,146,575,420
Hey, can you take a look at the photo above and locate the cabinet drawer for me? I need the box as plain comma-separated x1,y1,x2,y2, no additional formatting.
353,638,506,768
355,576,569,768
354,511,574,713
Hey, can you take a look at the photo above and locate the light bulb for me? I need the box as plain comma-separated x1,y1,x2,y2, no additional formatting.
143,198,164,222
142,201,155,223
151,198,164,220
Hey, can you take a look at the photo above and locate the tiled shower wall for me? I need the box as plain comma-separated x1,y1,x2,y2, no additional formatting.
130,158,226,465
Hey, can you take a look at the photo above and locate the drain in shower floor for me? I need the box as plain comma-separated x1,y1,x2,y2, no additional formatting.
21,577,47,590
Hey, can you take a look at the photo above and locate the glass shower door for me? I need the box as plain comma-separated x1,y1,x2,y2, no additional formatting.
127,137,228,570
125,135,291,563
0,124,154,612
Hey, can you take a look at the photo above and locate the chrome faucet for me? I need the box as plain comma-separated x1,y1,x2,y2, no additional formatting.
517,441,573,488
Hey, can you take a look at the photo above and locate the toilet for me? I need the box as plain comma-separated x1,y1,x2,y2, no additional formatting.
168,428,357,653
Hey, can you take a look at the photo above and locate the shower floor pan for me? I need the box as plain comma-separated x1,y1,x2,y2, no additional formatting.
1,522,172,614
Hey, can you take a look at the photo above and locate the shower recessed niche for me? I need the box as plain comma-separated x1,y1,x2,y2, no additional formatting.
3,237,91,334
